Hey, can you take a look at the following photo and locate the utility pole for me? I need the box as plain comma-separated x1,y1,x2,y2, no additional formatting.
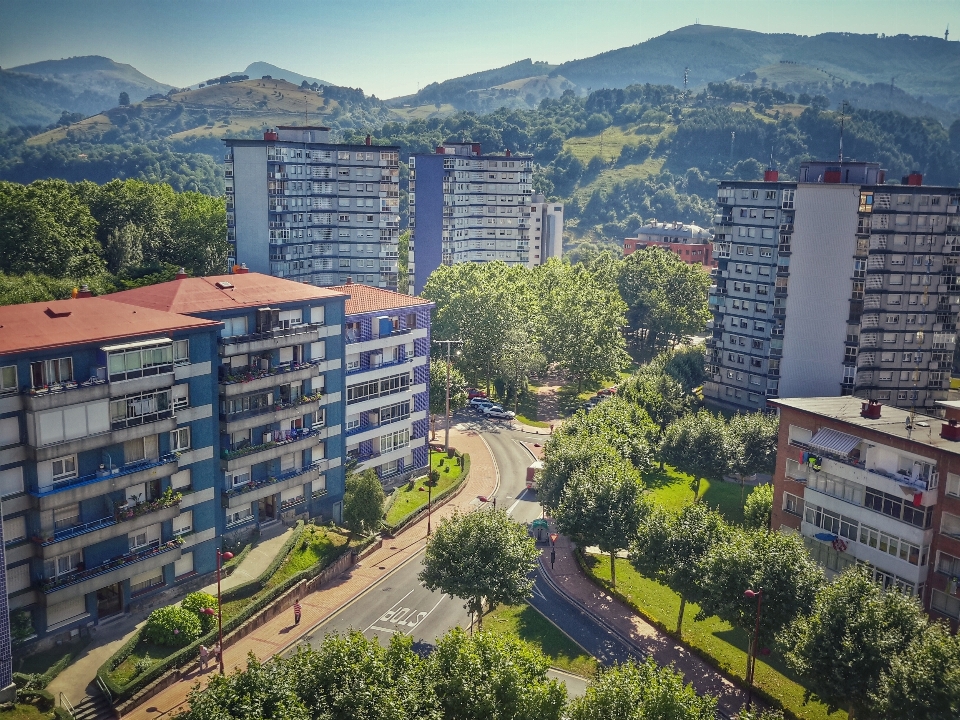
431,339,462,452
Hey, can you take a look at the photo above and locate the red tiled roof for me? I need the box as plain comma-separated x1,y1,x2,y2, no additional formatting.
0,297,217,355
106,273,347,315
329,283,433,316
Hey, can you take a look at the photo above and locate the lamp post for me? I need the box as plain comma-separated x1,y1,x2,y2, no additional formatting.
431,339,462,453
743,587,763,708
202,549,234,674
427,476,433,536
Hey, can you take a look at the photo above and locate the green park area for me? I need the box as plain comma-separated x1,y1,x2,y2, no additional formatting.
384,450,464,527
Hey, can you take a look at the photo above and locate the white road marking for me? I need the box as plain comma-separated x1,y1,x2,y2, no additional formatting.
369,625,400,633
406,595,447,635
532,585,547,601
507,489,528,515
364,587,415,632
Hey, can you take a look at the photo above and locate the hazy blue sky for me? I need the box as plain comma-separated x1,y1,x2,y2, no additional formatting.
1,0,956,98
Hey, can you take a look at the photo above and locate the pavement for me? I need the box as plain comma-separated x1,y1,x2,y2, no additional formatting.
121,426,499,720
46,525,297,705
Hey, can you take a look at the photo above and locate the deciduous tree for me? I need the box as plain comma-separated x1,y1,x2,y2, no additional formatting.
728,412,779,503
343,469,385,535
743,483,774,531
660,410,731,499
429,360,468,439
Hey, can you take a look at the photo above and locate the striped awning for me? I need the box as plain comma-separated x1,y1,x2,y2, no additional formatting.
809,428,862,456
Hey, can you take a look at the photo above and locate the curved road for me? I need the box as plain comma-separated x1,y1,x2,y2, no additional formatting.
288,412,638,697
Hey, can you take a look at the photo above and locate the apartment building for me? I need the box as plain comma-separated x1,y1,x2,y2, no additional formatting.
225,127,401,290
110,271,347,540
705,162,960,414
409,143,560,293
771,396,960,624
332,281,432,484
0,294,222,643
623,220,715,268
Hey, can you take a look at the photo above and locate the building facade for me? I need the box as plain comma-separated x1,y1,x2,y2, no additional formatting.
770,396,960,625
705,163,960,414
332,282,432,484
409,143,560,293
225,127,401,290
623,221,715,267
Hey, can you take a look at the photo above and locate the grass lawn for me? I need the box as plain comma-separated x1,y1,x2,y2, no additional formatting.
107,640,171,686
582,554,846,720
484,604,599,679
644,466,746,525
515,387,550,428
0,705,53,720
266,526,349,589
384,451,463,526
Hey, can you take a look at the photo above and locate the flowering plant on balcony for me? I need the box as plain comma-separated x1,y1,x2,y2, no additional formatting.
117,487,183,520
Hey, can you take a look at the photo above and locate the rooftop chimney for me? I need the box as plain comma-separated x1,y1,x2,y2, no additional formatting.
346,276,353,284
76,284,92,298
861,400,882,419
903,171,923,186
436,146,445,154
505,149,512,157
232,263,249,274
942,418,960,441
764,168,779,182
263,129,278,141
365,134,371,146
175,267,188,279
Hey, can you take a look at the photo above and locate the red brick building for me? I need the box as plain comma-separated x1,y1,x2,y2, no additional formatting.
623,221,715,268
770,396,960,625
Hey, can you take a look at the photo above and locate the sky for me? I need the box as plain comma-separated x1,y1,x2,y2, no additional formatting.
0,0,956,98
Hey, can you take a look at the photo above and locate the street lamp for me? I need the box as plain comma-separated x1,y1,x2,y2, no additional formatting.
431,339,463,453
427,475,433,536
202,549,234,674
743,587,763,708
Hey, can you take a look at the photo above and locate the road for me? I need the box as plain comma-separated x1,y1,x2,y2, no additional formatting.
288,412,634,697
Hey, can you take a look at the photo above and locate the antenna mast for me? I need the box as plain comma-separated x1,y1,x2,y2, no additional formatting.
838,101,848,164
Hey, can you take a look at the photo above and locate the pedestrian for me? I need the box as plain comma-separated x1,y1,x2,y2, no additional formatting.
294,598,302,625
199,645,209,671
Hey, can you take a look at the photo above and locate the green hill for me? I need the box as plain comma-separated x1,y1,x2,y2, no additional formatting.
229,62,334,89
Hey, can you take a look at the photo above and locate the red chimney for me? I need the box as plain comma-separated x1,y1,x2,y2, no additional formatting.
861,400,882,419
232,263,249,274
76,284,92,298
175,267,188,280
824,168,842,183
907,172,922,186
365,134,371,146
263,129,278,141
436,146,445,154
472,144,481,155
941,418,960,441
505,149,511,157
764,169,779,182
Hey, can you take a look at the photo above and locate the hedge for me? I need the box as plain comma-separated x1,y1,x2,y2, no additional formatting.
221,539,254,576
99,522,358,703
383,452,470,536
17,688,54,711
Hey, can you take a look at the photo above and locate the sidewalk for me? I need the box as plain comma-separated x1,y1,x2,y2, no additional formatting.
122,427,498,720
46,526,296,704
541,531,750,718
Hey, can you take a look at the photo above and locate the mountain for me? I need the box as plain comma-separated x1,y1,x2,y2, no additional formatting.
0,56,172,129
230,62,333,89
556,25,960,113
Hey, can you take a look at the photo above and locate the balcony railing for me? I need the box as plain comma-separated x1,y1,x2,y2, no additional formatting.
31,453,180,498
39,539,182,594
346,357,414,377
24,375,106,397
345,412,411,437
219,322,324,348
220,359,323,387
220,392,323,423
35,492,182,546
221,426,321,462
223,461,322,500
345,327,412,344
789,439,933,491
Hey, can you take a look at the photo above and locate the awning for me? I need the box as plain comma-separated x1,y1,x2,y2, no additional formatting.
808,428,862,456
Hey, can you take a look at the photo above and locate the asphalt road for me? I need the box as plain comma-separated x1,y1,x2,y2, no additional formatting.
290,412,609,697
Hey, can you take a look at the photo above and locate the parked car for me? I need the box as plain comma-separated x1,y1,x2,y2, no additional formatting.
481,404,505,415
486,408,516,420
467,388,487,400
597,388,615,397
470,398,494,411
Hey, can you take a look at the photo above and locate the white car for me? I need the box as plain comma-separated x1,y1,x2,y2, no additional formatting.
470,398,494,411
486,408,516,420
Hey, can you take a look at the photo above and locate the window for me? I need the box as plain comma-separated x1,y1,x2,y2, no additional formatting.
173,510,192,536
947,473,960,498
106,342,173,381
932,590,960,620
51,455,77,482
44,550,81,579
0,467,23,498
380,428,410,454
936,551,960,577
171,427,191,452
110,389,172,428
227,507,253,526
172,384,189,411
173,340,189,366
30,358,73,388
3,515,26,545
0,365,17,394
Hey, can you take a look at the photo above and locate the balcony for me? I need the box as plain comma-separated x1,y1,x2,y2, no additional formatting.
32,453,180,511
789,439,934,492
346,356,418,379
40,540,181,598
221,426,323,471
23,377,108,412
30,415,177,464
220,360,323,397
222,462,321,508
36,495,182,558
220,392,323,433
219,322,326,357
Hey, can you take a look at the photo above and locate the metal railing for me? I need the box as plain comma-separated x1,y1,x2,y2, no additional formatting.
59,692,76,718
31,453,179,498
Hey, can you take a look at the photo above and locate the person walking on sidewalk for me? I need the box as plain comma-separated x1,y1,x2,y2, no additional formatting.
199,645,209,672
293,599,302,625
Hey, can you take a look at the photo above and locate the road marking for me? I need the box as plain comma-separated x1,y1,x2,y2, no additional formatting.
532,585,547,601
364,587,415,632
368,625,400,634
406,595,447,635
507,489,528,515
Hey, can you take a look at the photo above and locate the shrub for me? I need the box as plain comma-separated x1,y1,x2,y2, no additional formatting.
10,609,34,644
181,591,218,633
143,606,202,647
134,654,153,676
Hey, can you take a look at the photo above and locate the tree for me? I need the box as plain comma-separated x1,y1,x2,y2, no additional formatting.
698,529,823,651
495,323,544,414
568,657,716,720
397,230,410,293
728,412,779,503
781,567,929,719
429,628,565,720
103,222,145,273
429,359,468,439
630,503,729,635
119,91,130,106
872,622,960,720
538,430,622,513
419,509,539,629
342,469,385,535
554,456,645,588
743,483,773,531
618,367,688,470
660,410,731,499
